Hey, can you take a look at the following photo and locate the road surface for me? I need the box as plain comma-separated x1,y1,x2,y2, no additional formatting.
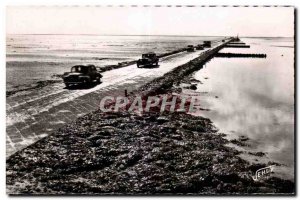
6,41,224,157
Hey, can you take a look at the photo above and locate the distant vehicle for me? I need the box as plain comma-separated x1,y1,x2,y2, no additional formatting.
203,41,212,48
62,65,103,87
187,45,195,52
196,44,204,50
137,52,159,68
233,35,240,42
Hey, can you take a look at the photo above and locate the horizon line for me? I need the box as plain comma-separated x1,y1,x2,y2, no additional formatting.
6,33,292,38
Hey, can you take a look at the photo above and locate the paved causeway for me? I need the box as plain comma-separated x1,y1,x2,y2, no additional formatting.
6,48,215,157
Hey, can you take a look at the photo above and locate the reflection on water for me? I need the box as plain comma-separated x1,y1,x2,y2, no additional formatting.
185,38,294,181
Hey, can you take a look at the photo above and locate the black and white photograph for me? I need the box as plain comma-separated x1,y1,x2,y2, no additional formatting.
4,3,295,196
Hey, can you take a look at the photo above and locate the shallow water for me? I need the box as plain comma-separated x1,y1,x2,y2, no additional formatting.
184,37,294,180
6,34,222,91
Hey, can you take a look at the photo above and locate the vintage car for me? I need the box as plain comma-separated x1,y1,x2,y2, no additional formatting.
203,41,212,48
187,45,195,52
196,44,204,50
62,65,103,87
137,52,159,68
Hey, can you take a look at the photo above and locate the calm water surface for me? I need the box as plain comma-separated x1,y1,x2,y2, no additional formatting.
185,37,294,180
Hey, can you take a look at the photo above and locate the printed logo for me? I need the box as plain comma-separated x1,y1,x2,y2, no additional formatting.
252,165,275,181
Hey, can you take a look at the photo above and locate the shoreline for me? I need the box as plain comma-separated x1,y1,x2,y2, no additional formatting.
6,41,295,194
6,47,190,98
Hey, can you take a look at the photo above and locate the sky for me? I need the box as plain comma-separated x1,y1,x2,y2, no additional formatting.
6,6,294,37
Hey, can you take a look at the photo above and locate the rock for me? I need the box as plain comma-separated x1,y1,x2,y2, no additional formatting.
87,134,103,142
230,136,250,147
145,115,157,122
99,126,120,136
124,150,143,168
248,152,266,157
189,78,201,83
170,134,183,140
157,116,169,123
93,139,102,147
190,84,197,90
239,135,249,142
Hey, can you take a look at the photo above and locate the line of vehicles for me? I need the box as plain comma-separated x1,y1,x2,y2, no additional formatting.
62,41,213,88
187,41,212,52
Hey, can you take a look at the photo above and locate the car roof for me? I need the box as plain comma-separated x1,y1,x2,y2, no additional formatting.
143,52,156,55
72,65,95,68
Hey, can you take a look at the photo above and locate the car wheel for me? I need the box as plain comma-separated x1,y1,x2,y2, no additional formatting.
96,76,101,83
137,63,140,68
156,61,158,66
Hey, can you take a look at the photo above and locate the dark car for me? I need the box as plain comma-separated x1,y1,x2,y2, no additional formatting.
203,41,212,48
196,44,204,50
137,52,159,68
62,65,103,87
187,45,195,52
